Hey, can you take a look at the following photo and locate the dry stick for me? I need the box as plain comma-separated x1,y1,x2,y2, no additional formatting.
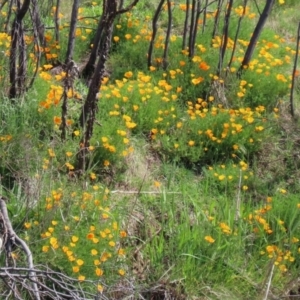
189,0,201,58
111,190,182,194
65,0,80,64
17,21,26,96
202,0,208,34
252,0,261,16
182,0,190,50
211,0,224,42
0,197,41,300
235,169,242,222
54,0,60,43
290,22,300,118
27,4,42,91
217,0,233,76
162,0,172,70
188,0,196,58
9,0,31,99
226,0,248,76
4,0,14,32
263,262,275,300
148,0,165,68
61,0,80,140
0,0,8,12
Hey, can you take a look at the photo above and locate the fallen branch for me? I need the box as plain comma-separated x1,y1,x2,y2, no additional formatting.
111,190,182,195
0,196,40,300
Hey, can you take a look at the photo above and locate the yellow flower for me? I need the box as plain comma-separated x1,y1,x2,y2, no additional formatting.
95,268,104,276
71,236,79,243
42,245,49,252
90,172,97,180
72,266,80,273
78,275,85,281
188,140,195,146
109,241,116,247
255,126,264,132
154,181,161,188
120,230,127,238
118,269,126,276
24,222,31,229
103,160,110,167
124,71,133,78
204,236,215,243
191,76,204,85
91,249,98,256
97,284,104,292
73,130,80,136
113,36,119,42
76,259,84,266
218,175,225,181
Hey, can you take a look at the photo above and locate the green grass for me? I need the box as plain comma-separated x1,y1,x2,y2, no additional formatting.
0,0,300,298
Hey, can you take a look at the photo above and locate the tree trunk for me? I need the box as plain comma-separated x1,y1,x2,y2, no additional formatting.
238,0,275,76
9,0,31,99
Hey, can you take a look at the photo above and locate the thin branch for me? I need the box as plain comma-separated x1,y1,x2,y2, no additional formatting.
290,21,300,118
0,196,40,300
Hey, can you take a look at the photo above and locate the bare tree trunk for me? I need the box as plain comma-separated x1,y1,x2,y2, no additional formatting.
202,0,208,34
30,0,46,48
162,0,172,69
54,0,61,44
238,0,275,76
9,0,31,99
65,0,80,64
182,0,190,50
211,0,224,41
217,0,233,76
189,0,201,58
148,0,165,69
77,0,140,172
3,0,14,32
290,22,300,118
81,2,106,79
226,0,248,75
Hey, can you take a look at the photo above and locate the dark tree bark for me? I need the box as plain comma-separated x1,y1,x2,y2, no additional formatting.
54,0,61,43
3,0,14,32
65,0,80,64
9,0,31,99
202,0,208,34
290,22,300,118
211,0,224,41
27,1,42,90
217,0,233,76
182,0,190,50
81,2,106,79
82,0,139,80
147,0,165,69
30,0,46,47
162,0,172,69
238,0,275,76
226,0,248,75
77,0,140,172
188,0,201,58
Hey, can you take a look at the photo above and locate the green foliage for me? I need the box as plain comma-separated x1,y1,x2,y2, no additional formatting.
0,0,299,298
